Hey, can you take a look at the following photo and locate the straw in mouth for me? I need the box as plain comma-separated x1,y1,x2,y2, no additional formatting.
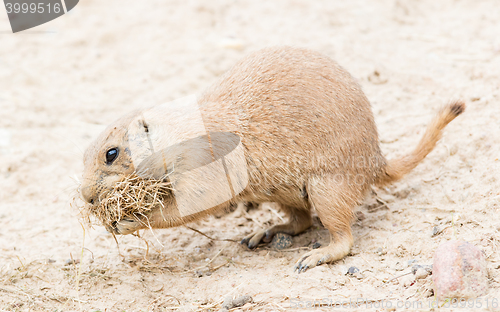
79,174,173,230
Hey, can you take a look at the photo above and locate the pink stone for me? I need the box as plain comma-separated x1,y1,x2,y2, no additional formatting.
433,240,489,299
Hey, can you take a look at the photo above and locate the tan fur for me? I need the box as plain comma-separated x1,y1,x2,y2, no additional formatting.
375,102,465,186
81,47,465,272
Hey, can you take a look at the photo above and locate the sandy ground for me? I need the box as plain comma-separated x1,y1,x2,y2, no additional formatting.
1,0,499,311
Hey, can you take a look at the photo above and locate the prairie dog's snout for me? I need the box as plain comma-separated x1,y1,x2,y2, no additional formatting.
81,46,465,272
81,110,139,206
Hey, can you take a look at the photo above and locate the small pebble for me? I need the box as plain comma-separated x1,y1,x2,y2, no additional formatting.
432,226,442,237
270,233,293,250
346,266,359,275
411,264,432,274
65,259,80,266
414,268,430,280
433,240,488,299
221,295,252,310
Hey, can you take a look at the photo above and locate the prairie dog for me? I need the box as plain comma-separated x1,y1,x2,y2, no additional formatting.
81,47,465,272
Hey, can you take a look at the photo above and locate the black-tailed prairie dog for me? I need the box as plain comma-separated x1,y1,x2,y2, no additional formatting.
81,46,465,272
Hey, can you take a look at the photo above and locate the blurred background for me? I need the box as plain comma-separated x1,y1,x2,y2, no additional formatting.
0,0,499,310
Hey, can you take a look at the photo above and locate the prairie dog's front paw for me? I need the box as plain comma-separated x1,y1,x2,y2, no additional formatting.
112,219,144,235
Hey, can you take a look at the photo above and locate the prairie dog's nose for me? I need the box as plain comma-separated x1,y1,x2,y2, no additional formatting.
80,185,95,205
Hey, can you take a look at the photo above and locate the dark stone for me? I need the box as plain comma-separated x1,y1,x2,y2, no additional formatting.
270,233,293,250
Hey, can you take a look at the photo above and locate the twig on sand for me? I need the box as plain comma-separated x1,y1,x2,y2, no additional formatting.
382,272,413,285
185,226,239,242
373,197,390,211
367,188,391,212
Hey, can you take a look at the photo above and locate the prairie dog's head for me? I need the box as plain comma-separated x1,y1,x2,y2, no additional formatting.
80,97,248,234
80,110,140,206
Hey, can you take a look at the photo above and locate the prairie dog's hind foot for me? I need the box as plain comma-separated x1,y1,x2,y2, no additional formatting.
294,174,361,272
294,233,353,273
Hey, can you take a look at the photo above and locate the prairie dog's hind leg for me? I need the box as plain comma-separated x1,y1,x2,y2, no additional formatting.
295,174,364,273
241,205,312,249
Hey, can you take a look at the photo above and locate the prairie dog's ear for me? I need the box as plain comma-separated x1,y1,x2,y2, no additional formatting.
127,116,153,171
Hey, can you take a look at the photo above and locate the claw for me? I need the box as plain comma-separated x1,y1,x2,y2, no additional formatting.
247,240,259,249
294,263,301,272
240,234,260,249
294,254,311,273
241,239,258,249
241,230,267,249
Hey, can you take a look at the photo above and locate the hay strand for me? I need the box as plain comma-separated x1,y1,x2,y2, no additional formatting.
79,174,172,229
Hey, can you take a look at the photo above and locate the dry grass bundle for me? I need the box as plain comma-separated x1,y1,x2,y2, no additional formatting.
79,174,172,229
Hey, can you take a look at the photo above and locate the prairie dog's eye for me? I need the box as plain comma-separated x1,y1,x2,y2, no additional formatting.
106,148,119,164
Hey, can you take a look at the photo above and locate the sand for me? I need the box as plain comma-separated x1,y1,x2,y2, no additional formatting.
0,0,499,311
